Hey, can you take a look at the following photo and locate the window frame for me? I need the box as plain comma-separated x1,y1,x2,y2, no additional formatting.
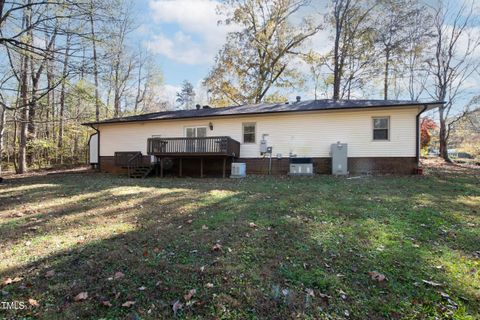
184,126,208,138
372,116,390,141
242,122,257,144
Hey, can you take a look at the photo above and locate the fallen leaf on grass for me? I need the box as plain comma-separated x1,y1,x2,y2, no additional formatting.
202,225,209,230
318,292,331,305
3,277,22,285
422,279,443,287
122,301,136,307
101,300,112,307
212,243,222,252
187,220,193,224
114,272,125,280
368,271,387,282
74,292,88,302
184,289,196,301
248,222,257,228
28,298,39,307
205,283,214,288
172,300,183,316
305,288,315,297
45,270,55,278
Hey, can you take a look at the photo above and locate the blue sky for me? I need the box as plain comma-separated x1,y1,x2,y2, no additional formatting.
132,0,236,103
131,0,480,110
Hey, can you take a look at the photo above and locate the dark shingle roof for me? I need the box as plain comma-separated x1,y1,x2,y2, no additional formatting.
83,99,442,125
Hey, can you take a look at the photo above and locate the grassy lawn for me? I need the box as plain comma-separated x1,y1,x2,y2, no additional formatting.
0,163,479,319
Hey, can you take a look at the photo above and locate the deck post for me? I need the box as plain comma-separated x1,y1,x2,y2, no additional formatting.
200,158,203,178
160,158,164,178
179,158,182,177
223,157,226,178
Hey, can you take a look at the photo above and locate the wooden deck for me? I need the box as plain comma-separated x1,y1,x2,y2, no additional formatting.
146,136,241,178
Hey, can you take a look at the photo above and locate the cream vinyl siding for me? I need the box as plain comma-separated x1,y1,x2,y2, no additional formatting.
99,106,421,158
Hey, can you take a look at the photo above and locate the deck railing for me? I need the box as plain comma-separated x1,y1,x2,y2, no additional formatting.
147,136,240,157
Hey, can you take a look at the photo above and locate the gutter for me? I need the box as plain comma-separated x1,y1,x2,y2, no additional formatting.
415,105,429,168
88,124,100,171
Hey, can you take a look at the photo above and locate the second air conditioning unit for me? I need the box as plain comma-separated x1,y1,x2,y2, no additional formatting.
289,158,313,176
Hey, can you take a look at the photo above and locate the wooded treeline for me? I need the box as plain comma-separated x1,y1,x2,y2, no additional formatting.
0,0,165,174
0,0,479,174
204,0,479,161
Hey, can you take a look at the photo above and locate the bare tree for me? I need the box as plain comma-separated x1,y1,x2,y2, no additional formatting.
403,6,434,100
374,0,428,100
330,0,376,100
427,0,480,161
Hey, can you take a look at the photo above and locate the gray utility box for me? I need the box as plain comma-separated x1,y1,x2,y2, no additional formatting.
331,143,348,175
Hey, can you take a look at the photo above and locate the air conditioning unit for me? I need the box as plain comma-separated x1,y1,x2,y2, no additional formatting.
230,162,246,178
289,158,313,176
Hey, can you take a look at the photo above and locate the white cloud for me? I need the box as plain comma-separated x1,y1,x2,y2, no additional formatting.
146,31,212,65
146,0,236,65
160,84,181,105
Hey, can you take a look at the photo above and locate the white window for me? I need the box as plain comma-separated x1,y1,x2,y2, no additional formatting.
185,127,207,138
242,123,256,144
373,117,390,141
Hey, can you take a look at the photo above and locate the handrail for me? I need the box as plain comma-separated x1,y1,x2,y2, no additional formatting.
147,136,240,157
127,152,143,177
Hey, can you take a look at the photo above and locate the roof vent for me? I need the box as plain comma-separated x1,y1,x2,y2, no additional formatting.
202,105,211,109
296,96,301,103
195,104,201,110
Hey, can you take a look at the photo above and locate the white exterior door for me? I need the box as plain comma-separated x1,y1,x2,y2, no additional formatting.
185,127,207,152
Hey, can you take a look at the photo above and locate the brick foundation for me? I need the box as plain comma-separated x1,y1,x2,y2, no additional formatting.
100,156,417,175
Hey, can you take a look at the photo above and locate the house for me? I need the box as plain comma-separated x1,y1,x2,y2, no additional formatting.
83,99,442,177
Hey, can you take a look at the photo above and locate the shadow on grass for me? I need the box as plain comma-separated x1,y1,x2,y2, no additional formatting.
0,171,478,319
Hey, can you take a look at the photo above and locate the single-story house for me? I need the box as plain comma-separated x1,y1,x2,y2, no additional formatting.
83,99,442,177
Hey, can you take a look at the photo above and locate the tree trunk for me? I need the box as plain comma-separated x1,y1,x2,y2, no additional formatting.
0,0,4,21
384,49,390,100
90,0,100,121
113,57,121,117
18,54,29,174
0,105,5,175
438,108,451,162
58,35,71,164
333,24,341,101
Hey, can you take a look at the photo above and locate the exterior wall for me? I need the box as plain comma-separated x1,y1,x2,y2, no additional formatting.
98,106,421,159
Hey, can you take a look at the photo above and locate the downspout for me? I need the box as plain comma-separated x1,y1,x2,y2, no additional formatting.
416,105,428,169
89,124,100,171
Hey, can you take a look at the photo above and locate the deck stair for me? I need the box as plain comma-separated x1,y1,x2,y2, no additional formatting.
129,165,154,178
127,152,153,179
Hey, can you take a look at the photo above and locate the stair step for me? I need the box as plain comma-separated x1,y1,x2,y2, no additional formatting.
129,165,154,179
